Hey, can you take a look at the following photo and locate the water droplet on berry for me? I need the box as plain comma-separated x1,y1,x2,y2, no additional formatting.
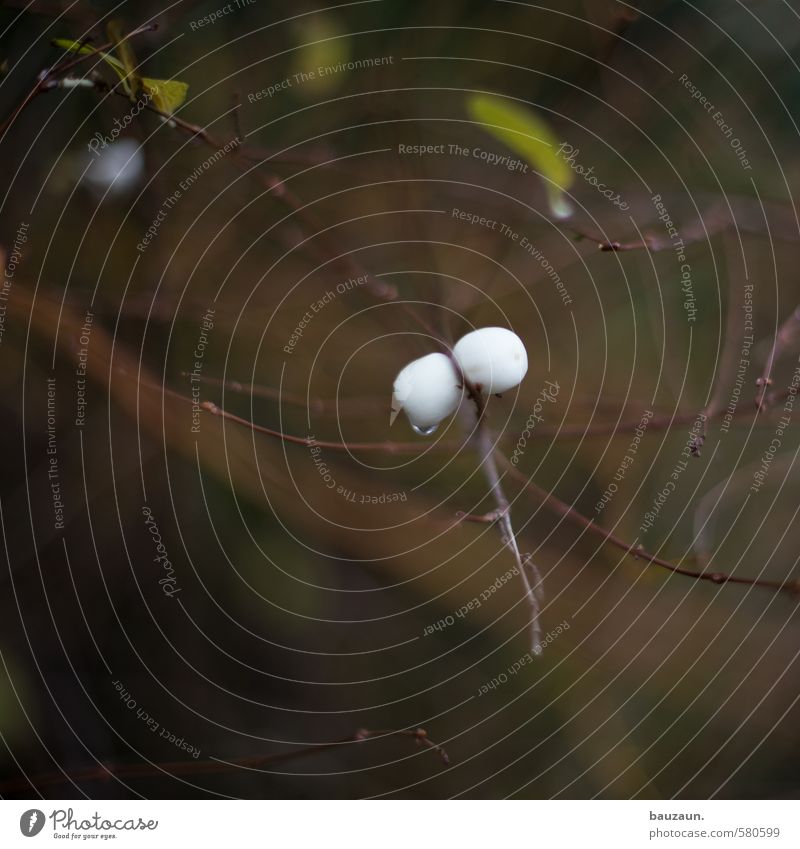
412,423,438,436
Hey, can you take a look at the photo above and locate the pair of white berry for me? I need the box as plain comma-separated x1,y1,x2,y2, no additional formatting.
391,327,528,434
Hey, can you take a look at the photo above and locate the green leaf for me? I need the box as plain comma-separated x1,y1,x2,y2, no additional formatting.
52,34,188,115
141,78,189,114
53,38,133,92
290,16,351,98
467,93,574,219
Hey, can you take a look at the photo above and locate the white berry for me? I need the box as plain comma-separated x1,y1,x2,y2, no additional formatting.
391,352,462,434
453,327,528,394
85,139,144,195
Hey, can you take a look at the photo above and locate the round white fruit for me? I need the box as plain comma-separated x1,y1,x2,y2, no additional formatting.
85,139,144,195
392,352,462,433
453,327,528,394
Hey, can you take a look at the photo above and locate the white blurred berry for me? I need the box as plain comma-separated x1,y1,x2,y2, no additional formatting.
85,139,144,195
453,327,528,394
391,352,462,434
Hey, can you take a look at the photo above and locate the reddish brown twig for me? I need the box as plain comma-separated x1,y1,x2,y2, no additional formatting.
0,728,449,793
567,204,728,253
499,454,798,597
197,398,458,455
13,22,444,344
531,387,794,440
569,225,655,252
179,373,384,416
755,305,800,409
0,24,157,137
100,75,459,343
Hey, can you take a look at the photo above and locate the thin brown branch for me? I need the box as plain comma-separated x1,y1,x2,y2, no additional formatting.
568,225,654,253
102,77,456,342
0,24,157,136
195,397,457,455
567,203,728,253
102,84,400,297
13,25,442,345
531,387,794,440
179,372,383,416
499,453,799,597
756,305,800,409
0,728,448,793
230,90,244,143
147,381,438,455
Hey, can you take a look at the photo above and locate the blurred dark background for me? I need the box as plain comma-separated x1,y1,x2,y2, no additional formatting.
0,0,798,798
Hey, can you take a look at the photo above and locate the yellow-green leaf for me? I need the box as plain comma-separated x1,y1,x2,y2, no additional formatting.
53,38,133,93
467,93,573,219
107,19,141,96
290,16,351,98
141,78,189,114
52,35,188,115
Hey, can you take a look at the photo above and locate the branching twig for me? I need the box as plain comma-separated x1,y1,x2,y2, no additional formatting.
499,454,799,597
531,387,795,440
0,24,157,137
0,727,448,793
755,304,800,409
181,375,796,438
567,203,728,253
196,398,456,455
24,18,797,649
180,372,383,416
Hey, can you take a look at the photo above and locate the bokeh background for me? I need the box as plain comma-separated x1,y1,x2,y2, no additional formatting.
0,0,799,799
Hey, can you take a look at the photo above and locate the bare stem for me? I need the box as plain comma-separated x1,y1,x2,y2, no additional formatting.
0,24,157,136
499,453,799,597
0,728,448,793
566,203,728,253
179,372,383,416
195,397,453,455
756,305,800,409
467,391,543,653
531,386,795,440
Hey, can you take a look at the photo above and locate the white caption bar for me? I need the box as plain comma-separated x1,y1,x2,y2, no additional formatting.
1,799,796,848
